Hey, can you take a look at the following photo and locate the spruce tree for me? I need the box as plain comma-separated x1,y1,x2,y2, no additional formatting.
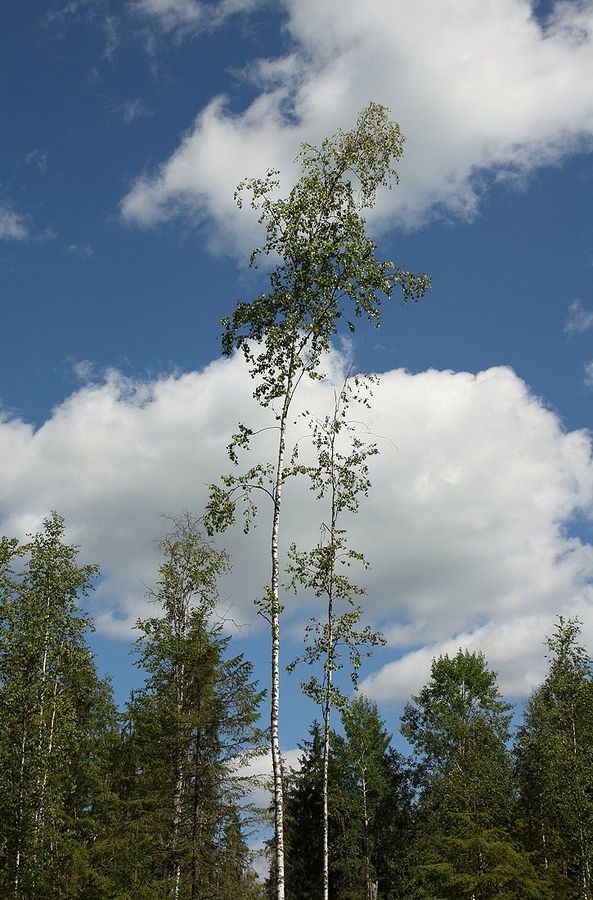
402,649,549,899
99,514,265,899
0,512,116,899
331,697,413,900
515,618,593,899
283,721,325,900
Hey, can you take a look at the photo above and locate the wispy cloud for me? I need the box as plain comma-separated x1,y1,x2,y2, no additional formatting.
41,0,98,29
0,205,29,241
131,0,265,35
41,0,121,63
72,359,96,381
66,243,95,259
585,361,593,388
25,148,48,174
103,13,119,59
564,298,593,334
113,98,151,123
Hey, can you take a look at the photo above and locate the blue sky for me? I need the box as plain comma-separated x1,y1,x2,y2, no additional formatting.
2,0,593,750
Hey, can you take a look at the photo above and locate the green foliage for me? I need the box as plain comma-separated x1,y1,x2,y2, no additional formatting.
0,512,117,899
403,649,547,898
284,722,325,900
331,697,414,899
225,101,430,374
401,649,513,821
286,376,384,710
413,823,551,899
205,101,430,546
515,618,593,898
95,514,265,898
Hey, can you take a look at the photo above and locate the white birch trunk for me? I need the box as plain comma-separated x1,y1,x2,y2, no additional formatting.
13,719,28,897
322,627,332,900
171,597,188,900
361,773,372,900
270,400,288,900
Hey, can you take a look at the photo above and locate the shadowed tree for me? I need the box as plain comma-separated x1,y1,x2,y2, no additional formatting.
402,649,549,899
516,618,593,899
331,697,413,900
96,515,265,899
0,513,116,899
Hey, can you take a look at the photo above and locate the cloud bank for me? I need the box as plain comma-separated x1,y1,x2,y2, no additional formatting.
1,353,592,700
122,0,593,253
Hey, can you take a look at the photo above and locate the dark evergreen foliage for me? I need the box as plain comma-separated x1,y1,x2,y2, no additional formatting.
2,516,593,900
0,513,117,899
283,722,325,899
402,648,550,899
515,618,593,899
95,515,266,899
331,697,414,900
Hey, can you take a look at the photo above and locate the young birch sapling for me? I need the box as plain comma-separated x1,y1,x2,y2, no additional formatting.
286,373,385,900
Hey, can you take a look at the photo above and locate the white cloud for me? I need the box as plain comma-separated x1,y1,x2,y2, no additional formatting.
0,353,592,698
361,608,593,703
565,298,593,334
585,360,593,387
131,0,264,34
0,204,29,241
234,747,302,812
121,0,593,253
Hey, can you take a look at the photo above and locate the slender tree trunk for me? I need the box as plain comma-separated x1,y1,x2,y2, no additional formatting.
32,591,52,862
171,674,185,899
322,620,332,900
361,773,374,900
270,393,289,900
190,724,203,900
13,714,28,897
322,412,338,900
35,668,60,836
171,595,189,900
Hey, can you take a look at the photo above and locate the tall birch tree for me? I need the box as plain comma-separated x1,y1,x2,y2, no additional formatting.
206,102,430,900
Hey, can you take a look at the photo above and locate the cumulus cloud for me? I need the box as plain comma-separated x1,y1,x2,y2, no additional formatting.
0,204,29,241
121,0,593,253
0,353,592,698
565,298,593,334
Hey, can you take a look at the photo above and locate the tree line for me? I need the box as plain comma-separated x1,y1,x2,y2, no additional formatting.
1,512,592,898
